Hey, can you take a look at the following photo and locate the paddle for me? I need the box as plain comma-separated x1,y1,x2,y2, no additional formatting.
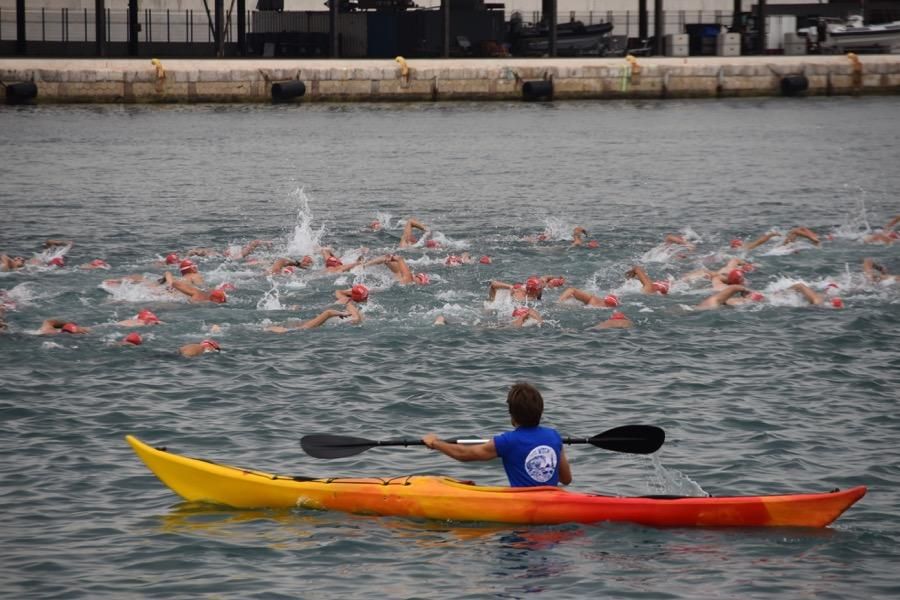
301,425,664,459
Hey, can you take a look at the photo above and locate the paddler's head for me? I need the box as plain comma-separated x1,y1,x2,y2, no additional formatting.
506,382,543,428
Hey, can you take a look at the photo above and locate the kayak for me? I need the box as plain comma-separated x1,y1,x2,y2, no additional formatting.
126,435,865,528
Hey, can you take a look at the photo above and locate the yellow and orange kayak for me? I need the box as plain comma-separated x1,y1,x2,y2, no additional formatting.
127,435,865,528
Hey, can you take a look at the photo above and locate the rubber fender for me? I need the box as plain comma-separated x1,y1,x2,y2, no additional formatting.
271,80,306,102
522,80,553,101
780,74,809,96
5,81,37,104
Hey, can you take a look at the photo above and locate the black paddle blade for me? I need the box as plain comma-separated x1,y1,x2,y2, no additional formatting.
568,425,665,454
301,434,377,459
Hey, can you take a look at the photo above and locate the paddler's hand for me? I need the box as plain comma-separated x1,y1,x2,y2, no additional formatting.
422,433,439,450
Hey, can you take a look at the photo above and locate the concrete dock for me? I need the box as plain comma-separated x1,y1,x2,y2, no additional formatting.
2,55,899,103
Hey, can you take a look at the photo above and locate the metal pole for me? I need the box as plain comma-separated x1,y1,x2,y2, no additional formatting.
756,0,766,54
237,0,245,56
442,0,449,57
128,0,138,55
654,0,662,55
548,0,556,56
639,0,647,41
329,0,338,57
215,0,224,56
16,0,25,55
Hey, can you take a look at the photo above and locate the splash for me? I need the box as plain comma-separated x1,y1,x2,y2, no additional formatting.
257,278,286,311
648,455,709,497
284,188,325,257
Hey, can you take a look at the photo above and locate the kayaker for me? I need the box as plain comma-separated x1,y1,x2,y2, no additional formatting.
422,382,572,488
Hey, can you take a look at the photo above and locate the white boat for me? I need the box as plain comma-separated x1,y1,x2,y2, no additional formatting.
823,15,900,53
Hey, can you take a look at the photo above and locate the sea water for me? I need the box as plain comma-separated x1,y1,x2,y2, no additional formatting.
1,97,899,598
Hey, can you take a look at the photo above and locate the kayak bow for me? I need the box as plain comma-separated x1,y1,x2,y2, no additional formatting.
126,435,865,528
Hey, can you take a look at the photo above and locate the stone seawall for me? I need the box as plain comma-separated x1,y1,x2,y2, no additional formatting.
2,56,899,103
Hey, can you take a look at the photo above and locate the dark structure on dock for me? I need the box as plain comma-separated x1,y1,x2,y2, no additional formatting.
3,0,898,59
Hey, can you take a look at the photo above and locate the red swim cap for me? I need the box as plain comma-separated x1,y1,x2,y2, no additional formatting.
124,332,143,345
831,298,844,308
90,259,109,268
824,282,839,290
165,253,179,264
282,266,295,274
730,239,743,248
61,322,79,333
49,257,65,267
479,255,491,265
726,269,745,285
512,307,529,318
179,259,198,274
217,282,236,292
547,277,565,288
325,256,342,268
890,231,899,239
137,309,160,324
604,294,619,307
445,255,462,266
587,240,599,249
425,239,439,248
209,289,227,303
652,281,670,295
414,273,430,285
749,292,765,302
350,284,369,302
201,339,221,352
610,311,627,321
525,277,543,294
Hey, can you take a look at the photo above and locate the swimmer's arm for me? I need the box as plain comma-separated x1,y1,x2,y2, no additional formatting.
745,232,779,251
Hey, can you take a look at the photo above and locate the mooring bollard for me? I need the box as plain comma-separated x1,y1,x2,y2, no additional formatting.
522,80,553,101
271,80,306,103
5,81,38,105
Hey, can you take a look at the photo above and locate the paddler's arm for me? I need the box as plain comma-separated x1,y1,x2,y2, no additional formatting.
558,449,572,486
422,434,497,462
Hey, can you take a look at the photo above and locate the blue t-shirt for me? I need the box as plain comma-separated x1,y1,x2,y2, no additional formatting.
493,425,564,487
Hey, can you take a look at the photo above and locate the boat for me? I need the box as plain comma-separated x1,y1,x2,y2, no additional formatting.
509,18,616,57
127,435,866,528
822,15,900,53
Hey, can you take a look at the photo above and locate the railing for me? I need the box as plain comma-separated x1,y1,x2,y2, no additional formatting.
0,8,737,45
0,8,246,44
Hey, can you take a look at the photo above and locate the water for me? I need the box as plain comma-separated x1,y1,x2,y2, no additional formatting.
1,97,899,598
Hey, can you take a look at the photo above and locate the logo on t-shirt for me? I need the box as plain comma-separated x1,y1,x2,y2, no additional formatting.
524,445,557,483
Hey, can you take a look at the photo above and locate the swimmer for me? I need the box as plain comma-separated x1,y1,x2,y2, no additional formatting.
741,231,781,251
557,287,619,308
863,230,898,245
863,258,899,283
695,285,761,310
321,248,364,273
121,332,143,346
363,254,428,285
335,284,369,305
783,227,820,246
175,259,204,286
625,266,670,295
444,253,473,267
593,311,633,329
79,259,110,270
572,227,588,247
789,283,843,308
664,234,696,250
43,239,73,249
180,339,221,357
233,239,273,259
510,306,542,328
268,256,313,275
265,305,362,333
163,271,227,303
117,309,163,327
399,218,429,248
488,277,543,302
38,319,91,335
1,254,26,272
680,258,752,284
